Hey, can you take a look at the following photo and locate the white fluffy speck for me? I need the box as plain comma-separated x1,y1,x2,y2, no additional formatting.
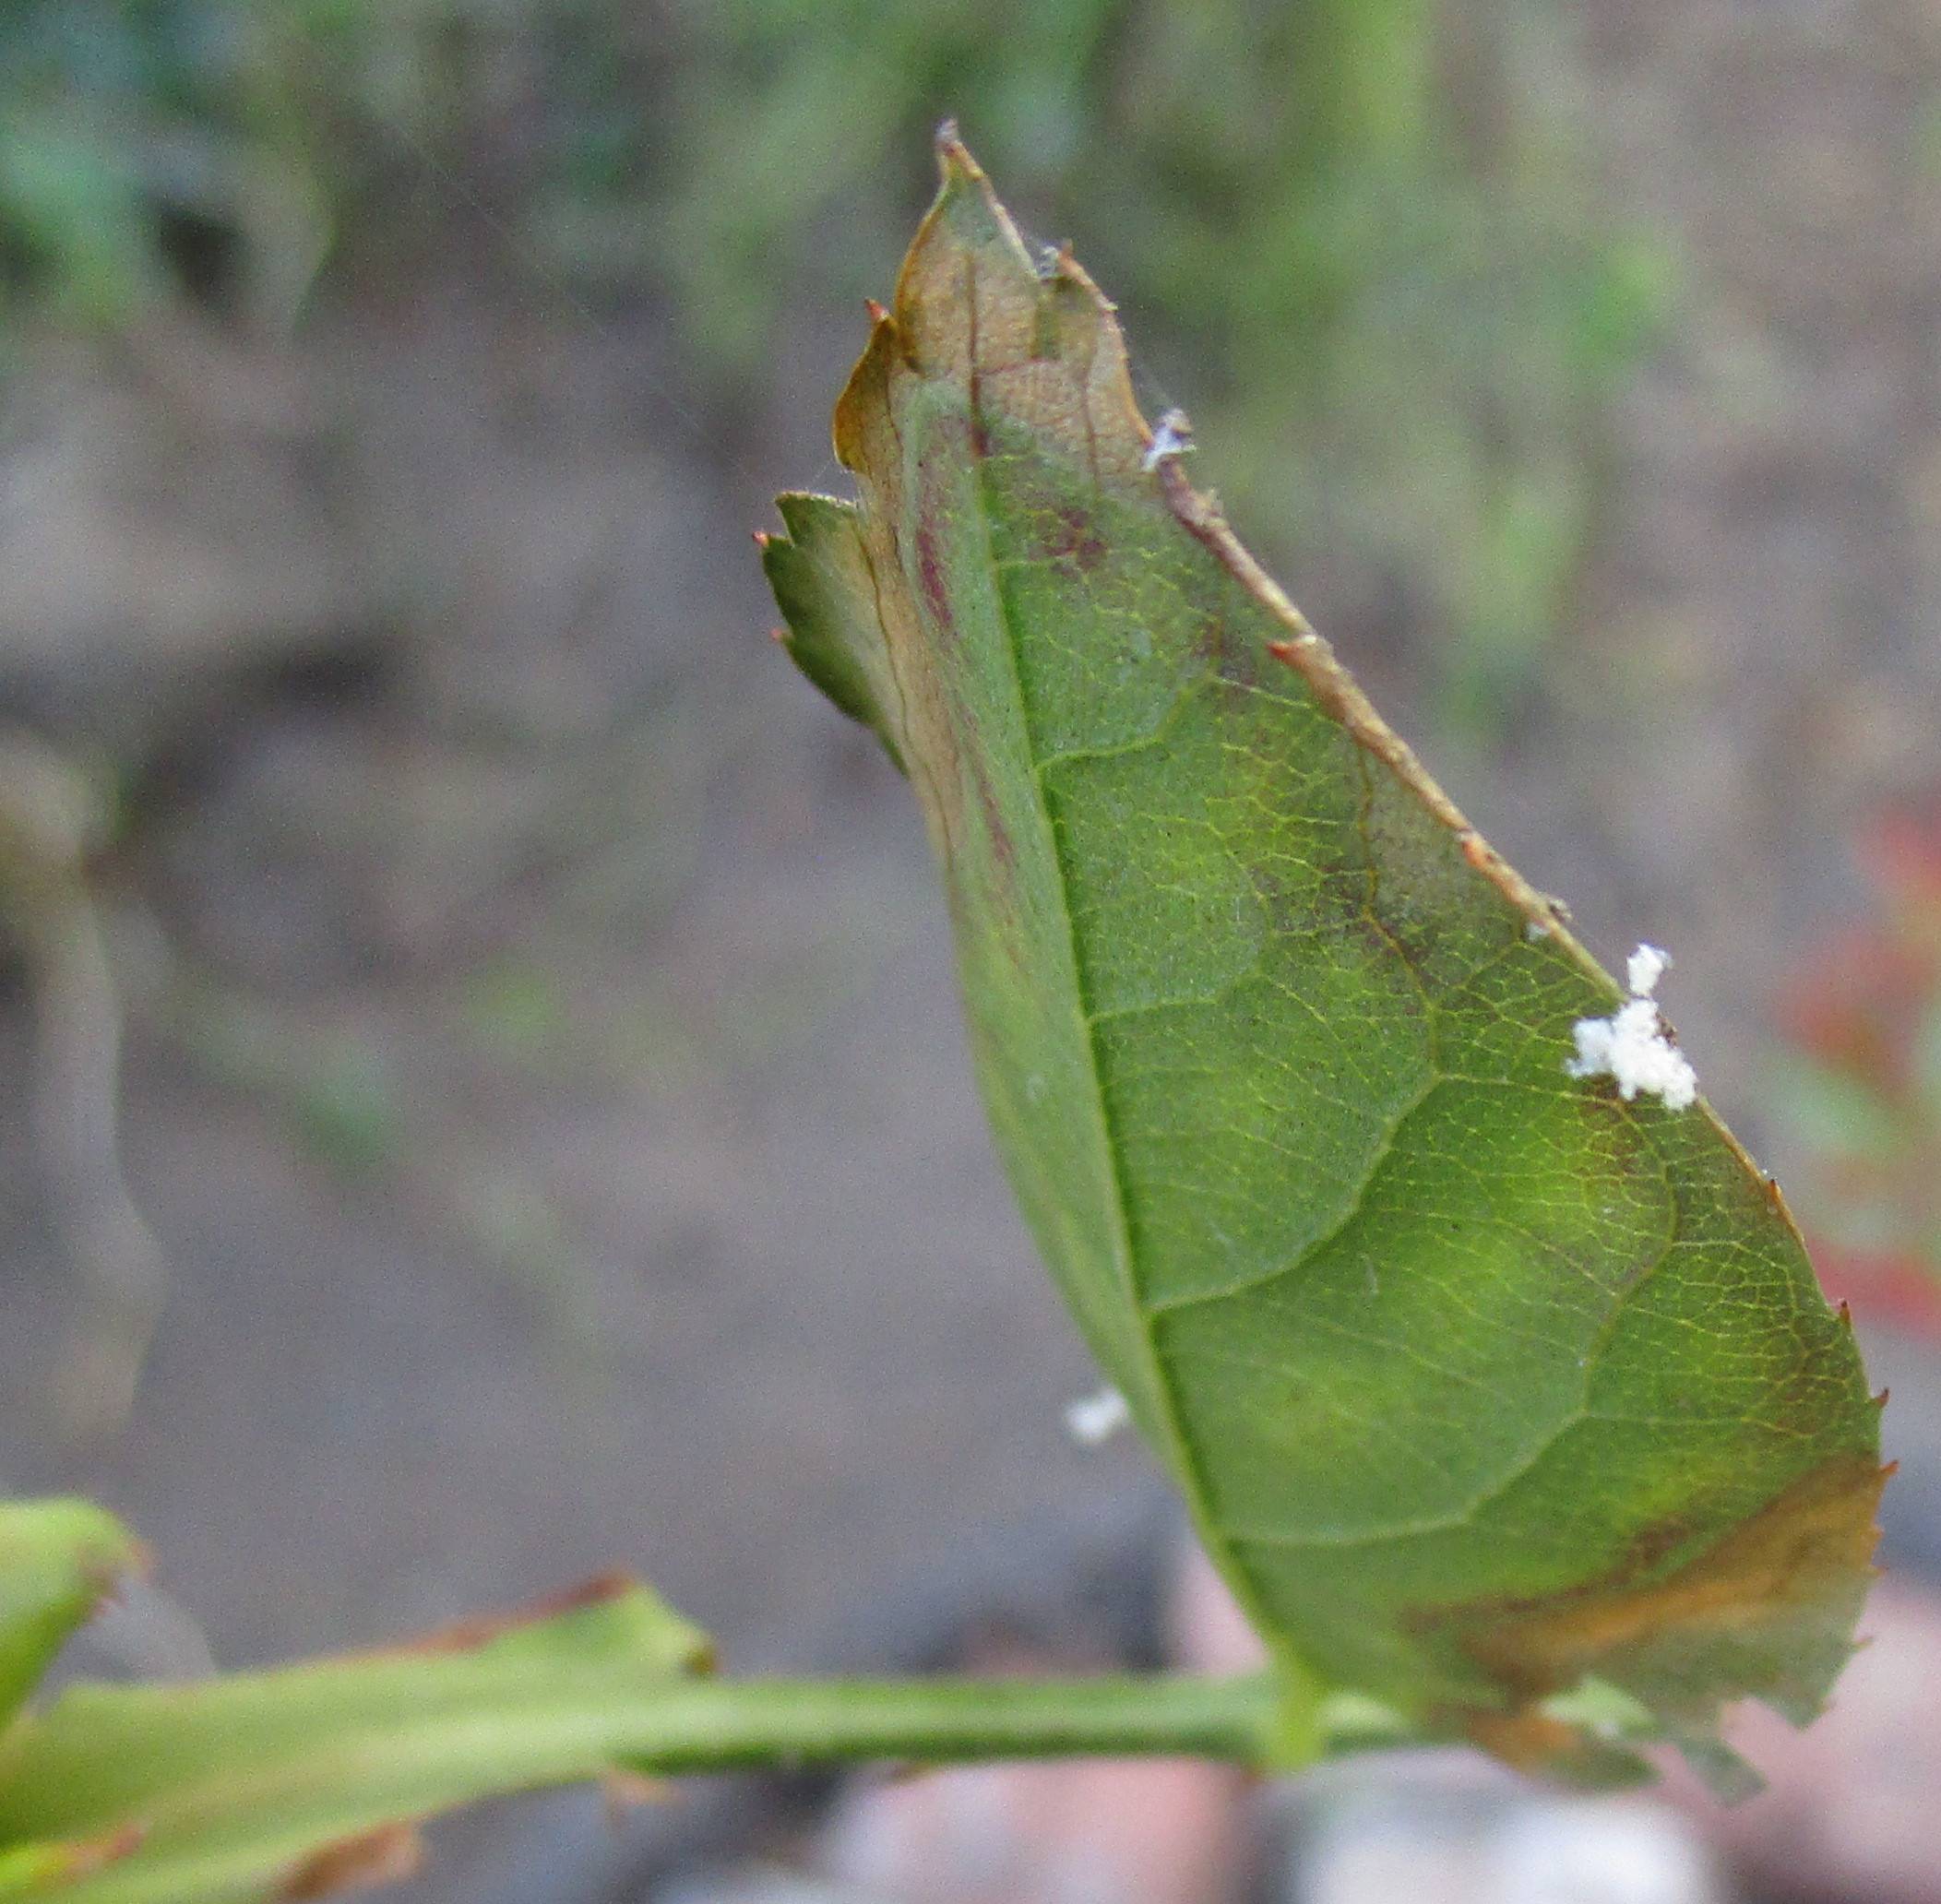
1141,410,1194,473
1064,1386,1131,1447
1626,942,1671,997
1566,943,1697,1112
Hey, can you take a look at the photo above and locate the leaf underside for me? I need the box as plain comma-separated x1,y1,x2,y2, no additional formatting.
765,128,1884,1786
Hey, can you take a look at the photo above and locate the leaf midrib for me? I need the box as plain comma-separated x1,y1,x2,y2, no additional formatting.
950,347,1309,1670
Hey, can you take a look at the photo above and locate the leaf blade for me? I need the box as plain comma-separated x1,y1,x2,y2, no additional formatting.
768,128,1883,1777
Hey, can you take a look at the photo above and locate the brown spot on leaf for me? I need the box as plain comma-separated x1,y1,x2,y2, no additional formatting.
1201,615,1257,693
1463,1710,1653,1789
1041,504,1107,574
281,1824,423,1899
966,758,1027,968
1451,1453,1887,1708
973,763,1017,883
914,519,953,637
910,419,981,645
1467,1708,1592,1771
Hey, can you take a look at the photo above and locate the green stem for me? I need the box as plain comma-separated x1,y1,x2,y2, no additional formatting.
0,1668,1320,1850
608,1670,1290,1770
0,1666,1404,1901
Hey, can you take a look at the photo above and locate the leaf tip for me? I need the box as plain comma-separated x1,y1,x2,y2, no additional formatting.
933,118,979,183
833,312,904,468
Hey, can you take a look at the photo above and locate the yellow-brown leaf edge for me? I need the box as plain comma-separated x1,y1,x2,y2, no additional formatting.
762,125,1886,1791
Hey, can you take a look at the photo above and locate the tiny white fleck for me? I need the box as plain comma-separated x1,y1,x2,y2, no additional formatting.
1565,942,1697,1112
1141,409,1194,473
1064,1386,1131,1447
1525,919,1553,942
1024,1072,1049,1105
1626,943,1671,997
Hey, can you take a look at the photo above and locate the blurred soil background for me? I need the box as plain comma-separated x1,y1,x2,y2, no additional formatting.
3,4,1941,1900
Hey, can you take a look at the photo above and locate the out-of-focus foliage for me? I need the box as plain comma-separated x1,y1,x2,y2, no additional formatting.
0,1500,140,1730
0,3,328,329
1774,804,1941,1339
0,0,1671,726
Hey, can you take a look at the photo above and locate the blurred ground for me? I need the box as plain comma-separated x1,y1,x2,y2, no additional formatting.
3,3,1941,1901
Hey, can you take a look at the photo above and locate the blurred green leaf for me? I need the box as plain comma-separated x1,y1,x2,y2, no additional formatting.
1768,1053,1907,1167
0,1576,711,1903
0,123,157,324
0,1502,142,1731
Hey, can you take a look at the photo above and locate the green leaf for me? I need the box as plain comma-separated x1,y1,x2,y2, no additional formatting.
765,488,908,774
0,1502,143,1731
764,129,1884,1786
0,1576,712,1903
